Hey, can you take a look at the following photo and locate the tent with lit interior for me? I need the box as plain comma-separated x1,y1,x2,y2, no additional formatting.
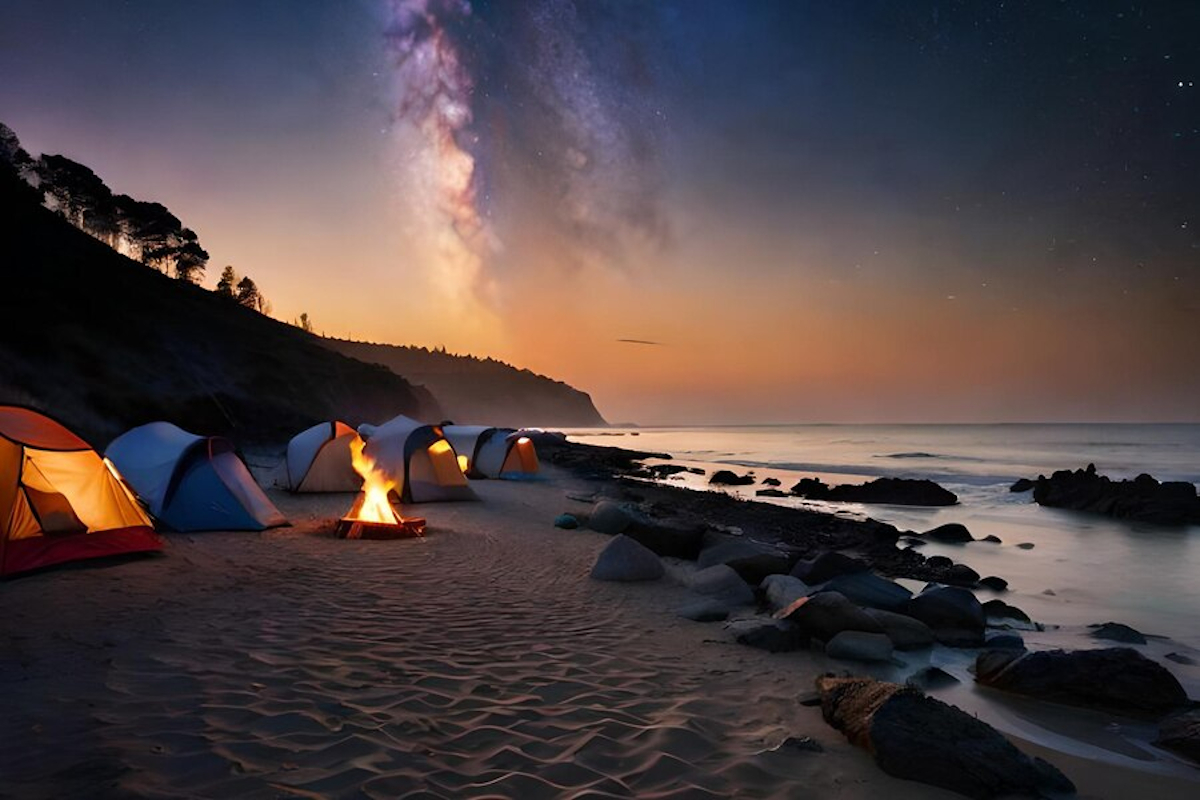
443,425,540,479
285,421,362,492
0,405,162,576
106,422,287,531
358,415,477,503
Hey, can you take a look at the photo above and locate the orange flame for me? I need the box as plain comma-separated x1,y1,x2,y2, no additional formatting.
347,436,402,524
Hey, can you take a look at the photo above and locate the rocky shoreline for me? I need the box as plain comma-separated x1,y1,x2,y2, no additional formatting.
535,434,1200,793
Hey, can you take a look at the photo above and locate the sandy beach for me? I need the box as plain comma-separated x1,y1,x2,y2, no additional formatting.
1,456,1197,800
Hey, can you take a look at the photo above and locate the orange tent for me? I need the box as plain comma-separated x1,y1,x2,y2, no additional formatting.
0,406,161,576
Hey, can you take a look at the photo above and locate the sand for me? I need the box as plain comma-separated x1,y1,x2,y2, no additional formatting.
1,465,1197,799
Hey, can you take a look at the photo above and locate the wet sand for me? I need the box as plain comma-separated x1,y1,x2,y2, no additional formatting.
1,465,1197,798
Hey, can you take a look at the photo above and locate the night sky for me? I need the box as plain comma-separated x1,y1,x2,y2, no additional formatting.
2,1,1197,422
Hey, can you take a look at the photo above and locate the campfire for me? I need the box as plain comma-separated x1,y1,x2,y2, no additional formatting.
335,437,425,539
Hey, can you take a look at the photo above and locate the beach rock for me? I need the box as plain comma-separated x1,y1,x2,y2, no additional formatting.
1010,478,1035,492
778,591,884,640
825,631,895,663
979,576,1008,591
689,564,755,605
761,477,782,486
865,608,936,650
1031,464,1200,525
553,513,579,529
587,500,634,534
906,666,960,690
982,534,1002,543
1089,621,1147,645
1166,652,1197,666
943,563,981,587
1016,542,1035,549
790,551,869,584
985,631,1026,650
761,574,809,612
623,517,705,560
975,648,1189,717
922,522,974,543
823,572,912,612
816,676,1075,799
790,477,959,506
589,535,665,582
710,469,755,486
755,488,788,497
904,585,985,647
1156,709,1200,763
736,621,809,653
925,555,953,568
724,551,797,585
697,538,771,570
983,599,1031,623
676,599,730,622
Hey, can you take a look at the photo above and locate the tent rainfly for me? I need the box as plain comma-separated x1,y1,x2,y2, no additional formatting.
285,421,362,492
106,422,286,532
357,415,477,503
443,425,540,479
0,405,161,577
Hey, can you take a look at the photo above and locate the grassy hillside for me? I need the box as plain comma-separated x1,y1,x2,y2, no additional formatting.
0,177,439,447
326,340,606,427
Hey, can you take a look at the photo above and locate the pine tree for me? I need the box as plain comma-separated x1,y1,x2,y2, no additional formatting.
216,265,237,297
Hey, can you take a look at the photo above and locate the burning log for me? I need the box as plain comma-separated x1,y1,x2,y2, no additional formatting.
336,435,426,540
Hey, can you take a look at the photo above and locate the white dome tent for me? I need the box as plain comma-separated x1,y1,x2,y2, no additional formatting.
285,421,362,493
106,422,286,532
443,425,540,479
357,415,477,503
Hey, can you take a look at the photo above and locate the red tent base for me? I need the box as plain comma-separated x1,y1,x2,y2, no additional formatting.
2,526,163,577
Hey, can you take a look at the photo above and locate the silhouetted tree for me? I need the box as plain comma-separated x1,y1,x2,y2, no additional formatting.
236,276,260,309
216,265,237,296
298,313,313,333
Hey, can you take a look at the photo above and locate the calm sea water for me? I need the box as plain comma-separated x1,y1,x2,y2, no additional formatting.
569,424,1200,648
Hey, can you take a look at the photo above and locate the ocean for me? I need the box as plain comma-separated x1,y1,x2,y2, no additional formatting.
569,424,1200,649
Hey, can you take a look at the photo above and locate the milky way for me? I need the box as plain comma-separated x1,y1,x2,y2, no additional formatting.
383,0,669,307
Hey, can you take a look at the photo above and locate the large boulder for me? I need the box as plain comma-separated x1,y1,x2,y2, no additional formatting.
709,469,754,486
761,574,809,612
1156,709,1200,764
792,477,958,506
865,608,935,650
1031,464,1200,525
623,516,706,559
698,538,796,583
778,591,883,640
1088,621,1147,645
904,585,985,647
823,572,912,611
816,676,1074,799
922,522,974,543
1010,478,1035,492
589,535,665,582
982,599,1031,624
790,551,869,584
975,647,1189,718
943,563,981,587
587,500,635,534
825,631,894,663
689,564,755,605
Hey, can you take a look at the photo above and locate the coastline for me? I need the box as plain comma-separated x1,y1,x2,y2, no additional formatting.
1,439,1197,798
